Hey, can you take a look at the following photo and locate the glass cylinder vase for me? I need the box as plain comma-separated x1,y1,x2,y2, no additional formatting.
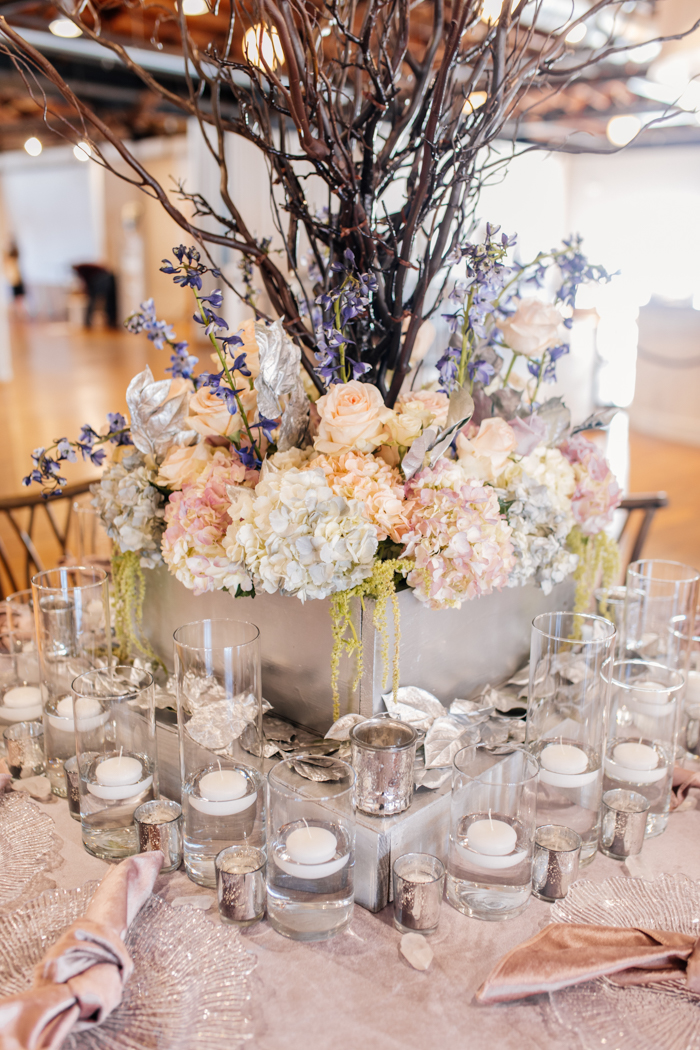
72,665,158,860
174,619,265,888
602,659,684,838
0,591,42,730
446,743,539,922
31,567,111,795
624,560,699,671
267,754,355,941
675,613,700,758
525,611,616,865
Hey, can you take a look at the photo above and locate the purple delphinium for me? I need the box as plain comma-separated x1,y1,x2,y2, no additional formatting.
313,249,376,386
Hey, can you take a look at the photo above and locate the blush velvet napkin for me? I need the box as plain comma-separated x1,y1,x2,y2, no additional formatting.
0,851,163,1050
476,923,700,1004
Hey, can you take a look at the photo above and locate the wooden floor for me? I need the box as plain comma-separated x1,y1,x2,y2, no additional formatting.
0,320,698,585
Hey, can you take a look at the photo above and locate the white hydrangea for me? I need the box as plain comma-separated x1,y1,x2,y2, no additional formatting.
496,466,578,595
516,446,575,514
224,467,378,601
90,449,165,568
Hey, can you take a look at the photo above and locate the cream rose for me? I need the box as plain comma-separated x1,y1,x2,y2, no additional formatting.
395,389,449,428
314,381,394,455
189,385,257,440
156,441,215,490
499,297,564,357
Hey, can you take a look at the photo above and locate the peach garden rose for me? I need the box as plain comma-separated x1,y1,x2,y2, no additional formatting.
499,297,564,358
314,380,394,455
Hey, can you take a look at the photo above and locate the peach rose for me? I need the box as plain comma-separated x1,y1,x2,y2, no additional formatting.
457,417,517,481
156,441,215,490
499,297,564,357
314,380,394,455
188,385,257,440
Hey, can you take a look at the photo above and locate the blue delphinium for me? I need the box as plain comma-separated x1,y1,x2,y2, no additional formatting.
313,249,376,386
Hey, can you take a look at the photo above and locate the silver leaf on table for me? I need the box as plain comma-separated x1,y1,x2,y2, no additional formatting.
324,713,368,741
291,755,347,782
479,718,512,747
253,319,309,452
551,652,589,684
239,722,279,759
382,686,446,732
126,366,197,459
414,764,452,790
184,691,261,751
423,715,481,768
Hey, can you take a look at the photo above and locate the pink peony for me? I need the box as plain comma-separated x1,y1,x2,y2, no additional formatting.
401,460,514,609
311,450,410,543
161,447,258,595
560,434,621,536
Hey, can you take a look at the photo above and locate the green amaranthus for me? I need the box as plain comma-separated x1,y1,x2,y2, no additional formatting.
568,526,620,615
111,548,164,668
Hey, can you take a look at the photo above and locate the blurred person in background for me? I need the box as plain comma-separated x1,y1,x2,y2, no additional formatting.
4,242,26,319
72,263,118,329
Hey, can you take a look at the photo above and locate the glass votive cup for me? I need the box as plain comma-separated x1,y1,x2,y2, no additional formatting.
216,845,266,927
532,824,582,902
599,788,650,861
393,853,445,935
350,715,417,815
3,721,45,779
63,754,82,821
134,799,183,873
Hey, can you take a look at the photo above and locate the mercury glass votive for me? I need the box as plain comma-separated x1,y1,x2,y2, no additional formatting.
215,845,266,926
350,715,417,815
599,789,650,860
532,824,581,902
3,720,45,779
134,799,183,873
393,853,444,935
63,754,83,821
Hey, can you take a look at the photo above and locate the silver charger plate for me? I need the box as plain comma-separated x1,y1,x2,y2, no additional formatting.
0,792,57,907
549,874,700,1050
0,883,256,1049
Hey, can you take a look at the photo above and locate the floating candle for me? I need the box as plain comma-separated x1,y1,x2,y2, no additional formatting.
685,671,700,704
605,741,667,785
287,826,337,865
539,742,598,788
47,694,105,733
189,768,256,816
0,685,42,722
87,753,153,801
467,818,517,857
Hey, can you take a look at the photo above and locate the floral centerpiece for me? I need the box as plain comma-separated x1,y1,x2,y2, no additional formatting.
25,228,620,718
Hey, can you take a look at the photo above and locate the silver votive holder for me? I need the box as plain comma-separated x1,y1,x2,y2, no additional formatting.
393,852,444,935
350,715,417,815
215,845,266,927
3,721,45,779
63,755,81,821
532,824,582,902
599,789,650,861
134,799,183,873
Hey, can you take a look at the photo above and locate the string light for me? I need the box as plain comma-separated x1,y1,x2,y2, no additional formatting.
565,24,587,45
182,0,208,16
606,114,642,146
463,91,488,114
74,142,91,161
243,24,285,70
24,137,42,157
49,17,82,37
480,0,516,26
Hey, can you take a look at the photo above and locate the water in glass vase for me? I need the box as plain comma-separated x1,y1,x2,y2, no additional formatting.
182,764,262,887
445,813,532,921
529,739,602,864
603,739,672,837
266,820,354,941
81,751,155,859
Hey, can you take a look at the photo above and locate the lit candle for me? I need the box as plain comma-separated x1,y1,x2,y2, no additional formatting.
458,817,524,870
605,741,667,785
287,826,337,864
189,768,256,816
87,753,152,800
276,824,349,880
0,685,42,722
539,743,598,788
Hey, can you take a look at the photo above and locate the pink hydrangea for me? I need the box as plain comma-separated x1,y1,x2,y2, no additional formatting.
560,434,621,537
162,447,258,595
311,451,411,543
401,460,515,609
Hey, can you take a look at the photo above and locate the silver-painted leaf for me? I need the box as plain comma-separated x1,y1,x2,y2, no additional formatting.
253,319,309,451
400,426,438,482
537,396,572,448
423,715,481,768
291,755,347,782
446,385,475,429
570,407,618,436
126,366,197,459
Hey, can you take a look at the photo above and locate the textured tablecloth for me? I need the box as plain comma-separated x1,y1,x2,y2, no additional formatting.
21,793,700,1050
